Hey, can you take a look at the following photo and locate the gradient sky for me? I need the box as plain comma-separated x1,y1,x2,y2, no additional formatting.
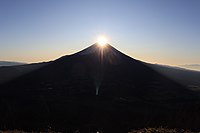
0,0,200,65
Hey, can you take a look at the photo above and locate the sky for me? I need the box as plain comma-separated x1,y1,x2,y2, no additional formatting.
0,0,200,66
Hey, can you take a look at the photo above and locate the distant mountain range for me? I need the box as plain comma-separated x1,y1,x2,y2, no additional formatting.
0,61,26,66
0,44,200,132
180,64,200,71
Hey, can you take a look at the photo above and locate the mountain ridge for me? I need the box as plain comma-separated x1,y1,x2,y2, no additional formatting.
180,64,200,71
0,61,26,66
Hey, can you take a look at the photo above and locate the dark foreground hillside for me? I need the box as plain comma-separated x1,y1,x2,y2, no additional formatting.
0,44,200,133
129,128,198,133
0,128,198,133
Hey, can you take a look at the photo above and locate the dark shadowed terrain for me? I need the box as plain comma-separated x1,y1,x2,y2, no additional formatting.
0,44,200,133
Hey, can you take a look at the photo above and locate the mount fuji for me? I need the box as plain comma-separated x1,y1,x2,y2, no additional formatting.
0,43,200,132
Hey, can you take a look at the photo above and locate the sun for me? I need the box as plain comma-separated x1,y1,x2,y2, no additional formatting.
97,36,108,47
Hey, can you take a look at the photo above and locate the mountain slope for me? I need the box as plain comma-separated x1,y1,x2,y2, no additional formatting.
0,44,200,132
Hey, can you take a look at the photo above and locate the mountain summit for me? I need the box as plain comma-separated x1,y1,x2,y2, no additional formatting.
75,43,126,57
59,43,133,65
0,44,199,132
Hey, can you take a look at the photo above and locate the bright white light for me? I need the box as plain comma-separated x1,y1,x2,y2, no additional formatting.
97,36,108,47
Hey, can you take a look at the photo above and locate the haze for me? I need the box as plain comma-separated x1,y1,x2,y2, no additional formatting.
0,0,200,66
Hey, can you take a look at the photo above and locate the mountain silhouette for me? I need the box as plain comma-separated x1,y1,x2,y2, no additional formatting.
0,44,200,133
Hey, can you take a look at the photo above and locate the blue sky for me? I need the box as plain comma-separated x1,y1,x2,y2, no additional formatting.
0,0,200,65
